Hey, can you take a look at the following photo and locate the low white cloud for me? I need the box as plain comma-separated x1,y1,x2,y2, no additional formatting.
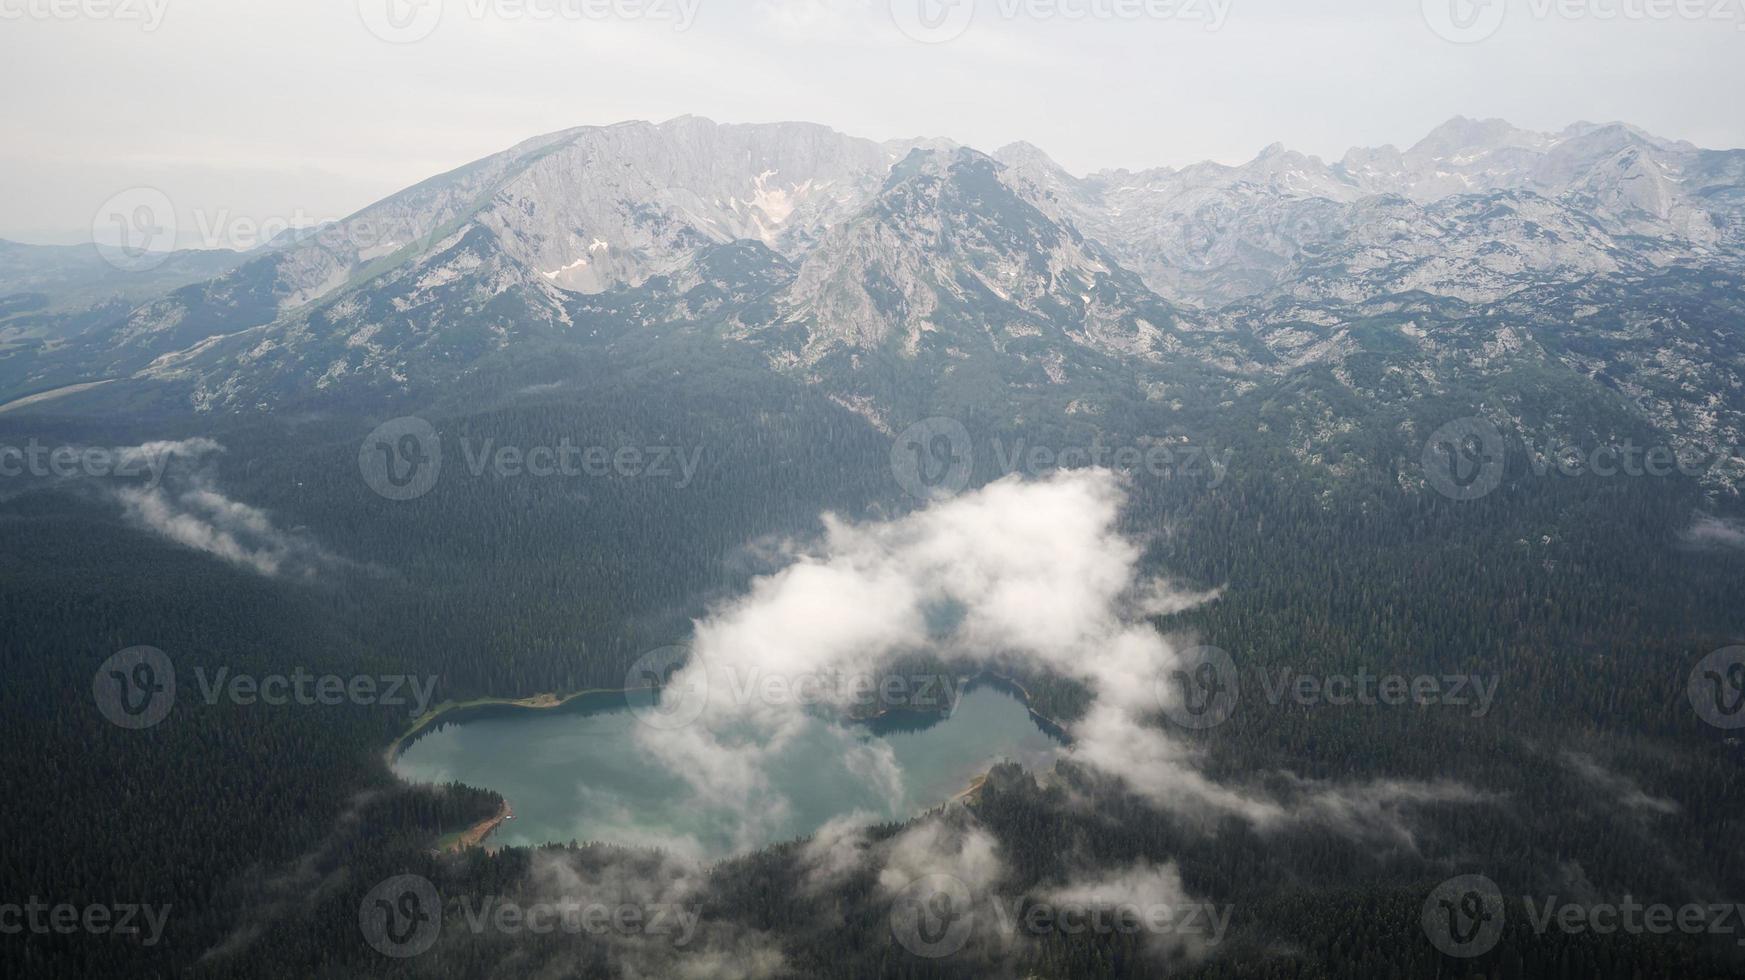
111,439,345,578
1070,700,1285,826
635,468,1485,855
797,812,881,894
1283,776,1497,850
876,817,1006,898
525,849,788,980
1043,861,1220,959
1562,751,1680,818
1681,514,1745,550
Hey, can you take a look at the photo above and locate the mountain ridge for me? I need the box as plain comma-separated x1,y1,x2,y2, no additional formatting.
1,115,1740,499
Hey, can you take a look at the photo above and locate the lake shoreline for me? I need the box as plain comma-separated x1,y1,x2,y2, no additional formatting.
387,670,1073,854
436,799,514,855
385,670,1072,766
384,685,656,765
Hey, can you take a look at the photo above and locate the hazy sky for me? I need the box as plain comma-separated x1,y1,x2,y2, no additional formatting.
3,0,1744,245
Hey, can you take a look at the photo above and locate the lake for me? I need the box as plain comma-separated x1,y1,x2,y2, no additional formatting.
392,680,1063,859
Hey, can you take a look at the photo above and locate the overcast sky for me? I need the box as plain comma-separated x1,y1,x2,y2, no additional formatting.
3,0,1743,245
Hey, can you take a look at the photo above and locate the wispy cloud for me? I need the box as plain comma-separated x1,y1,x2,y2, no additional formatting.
1562,751,1680,818
524,849,788,979
1043,861,1222,958
1680,513,1745,551
637,468,1487,852
111,439,346,578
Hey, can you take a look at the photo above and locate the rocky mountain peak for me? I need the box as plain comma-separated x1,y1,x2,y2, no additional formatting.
1405,115,1550,161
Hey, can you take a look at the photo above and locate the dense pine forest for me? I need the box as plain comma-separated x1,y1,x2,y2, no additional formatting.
3,329,1741,978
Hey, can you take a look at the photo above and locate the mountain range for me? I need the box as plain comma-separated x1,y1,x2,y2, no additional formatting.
8,115,1745,980
2,114,1742,491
